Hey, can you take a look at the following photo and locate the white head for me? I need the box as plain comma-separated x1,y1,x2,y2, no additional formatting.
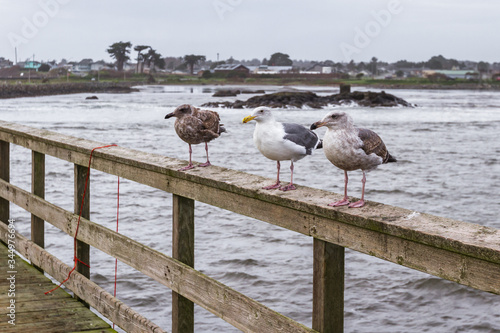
242,107,274,124
310,111,354,130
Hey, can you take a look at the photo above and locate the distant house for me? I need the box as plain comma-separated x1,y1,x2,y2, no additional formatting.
0,57,13,68
73,59,93,73
24,61,42,71
397,68,425,78
304,63,334,74
90,60,110,71
247,65,293,74
423,70,477,80
213,64,250,75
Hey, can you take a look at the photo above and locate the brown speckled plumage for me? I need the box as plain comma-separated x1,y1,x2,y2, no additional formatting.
167,104,224,144
358,128,396,164
165,104,225,170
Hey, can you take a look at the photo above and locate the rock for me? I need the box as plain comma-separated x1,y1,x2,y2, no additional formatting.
201,90,414,109
86,95,98,100
0,82,139,99
212,89,241,97
241,89,265,94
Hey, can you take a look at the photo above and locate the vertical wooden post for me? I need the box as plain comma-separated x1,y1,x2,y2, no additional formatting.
74,163,90,307
313,238,345,333
31,151,45,272
172,194,194,333
0,140,9,225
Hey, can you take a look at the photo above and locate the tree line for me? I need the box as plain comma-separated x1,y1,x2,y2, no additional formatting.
105,41,497,75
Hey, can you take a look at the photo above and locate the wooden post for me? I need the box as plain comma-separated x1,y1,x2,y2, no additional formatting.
172,194,194,333
339,83,351,94
313,238,345,333
0,140,9,225
75,163,90,307
31,151,45,272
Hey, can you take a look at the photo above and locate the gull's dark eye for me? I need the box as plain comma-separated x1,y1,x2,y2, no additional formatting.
331,114,337,119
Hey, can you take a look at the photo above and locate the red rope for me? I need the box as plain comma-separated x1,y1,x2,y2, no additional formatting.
45,144,117,295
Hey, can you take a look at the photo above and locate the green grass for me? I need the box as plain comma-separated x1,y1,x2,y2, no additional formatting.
3,73,500,89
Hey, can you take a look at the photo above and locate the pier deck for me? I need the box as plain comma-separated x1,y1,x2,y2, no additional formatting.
0,243,115,333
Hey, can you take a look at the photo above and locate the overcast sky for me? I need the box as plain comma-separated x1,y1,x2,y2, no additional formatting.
1,0,499,64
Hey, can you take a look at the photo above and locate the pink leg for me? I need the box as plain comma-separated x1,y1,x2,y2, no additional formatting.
280,161,297,191
349,171,366,208
198,142,211,167
329,170,350,206
179,144,195,171
263,161,281,190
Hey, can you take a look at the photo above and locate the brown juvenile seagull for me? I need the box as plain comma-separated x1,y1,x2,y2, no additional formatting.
165,104,225,171
311,111,396,208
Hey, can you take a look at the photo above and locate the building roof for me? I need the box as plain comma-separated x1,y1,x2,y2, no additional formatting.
213,64,249,71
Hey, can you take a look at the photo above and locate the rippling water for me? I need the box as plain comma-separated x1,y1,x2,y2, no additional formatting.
1,85,499,332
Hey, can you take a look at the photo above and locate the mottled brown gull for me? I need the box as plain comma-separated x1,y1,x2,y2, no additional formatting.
242,107,322,191
311,111,396,208
165,104,225,171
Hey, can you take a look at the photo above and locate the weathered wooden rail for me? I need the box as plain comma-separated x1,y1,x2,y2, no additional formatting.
0,120,499,332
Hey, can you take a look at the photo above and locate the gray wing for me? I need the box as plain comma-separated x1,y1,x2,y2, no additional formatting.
283,123,320,155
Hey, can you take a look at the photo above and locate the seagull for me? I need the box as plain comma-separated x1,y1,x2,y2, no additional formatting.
242,107,322,191
310,111,396,208
165,104,225,171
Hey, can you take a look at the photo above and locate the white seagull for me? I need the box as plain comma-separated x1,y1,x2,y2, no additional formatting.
311,111,396,208
243,107,322,191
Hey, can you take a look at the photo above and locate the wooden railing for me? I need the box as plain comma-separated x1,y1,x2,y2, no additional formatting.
0,120,499,332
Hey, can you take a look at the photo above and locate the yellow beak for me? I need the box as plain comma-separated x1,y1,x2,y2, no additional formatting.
242,115,257,123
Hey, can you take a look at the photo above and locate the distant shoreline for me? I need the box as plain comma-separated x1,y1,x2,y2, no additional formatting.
1,80,498,99
0,82,138,99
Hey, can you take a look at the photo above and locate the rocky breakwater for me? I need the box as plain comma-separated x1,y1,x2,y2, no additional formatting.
202,90,414,109
0,82,139,99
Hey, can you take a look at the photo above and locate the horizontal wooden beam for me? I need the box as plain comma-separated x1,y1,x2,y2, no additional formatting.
0,121,499,294
0,221,165,333
0,180,316,333
0,120,498,268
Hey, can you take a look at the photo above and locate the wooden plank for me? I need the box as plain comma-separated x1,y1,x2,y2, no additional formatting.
0,140,8,226
74,163,90,307
172,195,195,333
0,225,165,333
0,243,113,333
313,238,344,333
31,150,45,272
1,178,499,295
0,188,318,333
0,120,498,267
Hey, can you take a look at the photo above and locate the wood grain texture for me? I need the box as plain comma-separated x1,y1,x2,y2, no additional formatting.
0,182,317,333
0,240,114,333
172,195,195,333
0,140,8,226
31,150,45,272
74,163,90,307
313,239,344,332
1,120,500,332
0,120,497,266
0,223,165,333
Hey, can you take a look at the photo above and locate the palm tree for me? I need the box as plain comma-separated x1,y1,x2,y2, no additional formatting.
106,41,132,71
134,45,150,73
183,55,206,75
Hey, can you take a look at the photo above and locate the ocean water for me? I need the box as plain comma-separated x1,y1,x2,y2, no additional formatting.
1,85,499,332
